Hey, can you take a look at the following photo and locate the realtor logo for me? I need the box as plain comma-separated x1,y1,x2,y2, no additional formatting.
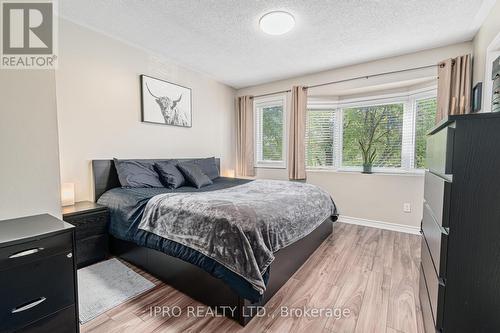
1,0,57,69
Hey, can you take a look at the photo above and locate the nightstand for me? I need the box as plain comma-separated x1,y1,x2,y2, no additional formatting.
62,201,109,268
0,214,79,332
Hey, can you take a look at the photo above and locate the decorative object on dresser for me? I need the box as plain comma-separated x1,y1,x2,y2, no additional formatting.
420,113,500,332
62,201,109,268
0,214,79,332
492,56,500,113
471,82,482,113
140,74,192,127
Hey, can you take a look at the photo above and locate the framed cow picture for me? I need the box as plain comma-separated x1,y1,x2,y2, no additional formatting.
140,74,192,127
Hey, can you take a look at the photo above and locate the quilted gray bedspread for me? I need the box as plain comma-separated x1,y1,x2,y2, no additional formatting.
138,179,337,294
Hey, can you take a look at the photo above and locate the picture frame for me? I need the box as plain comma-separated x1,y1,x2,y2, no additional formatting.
140,74,192,127
472,82,482,113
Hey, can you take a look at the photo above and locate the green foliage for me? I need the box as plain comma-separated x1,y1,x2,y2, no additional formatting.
343,104,403,167
262,106,283,161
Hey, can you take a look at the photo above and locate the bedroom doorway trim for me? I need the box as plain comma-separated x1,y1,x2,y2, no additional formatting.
483,31,500,111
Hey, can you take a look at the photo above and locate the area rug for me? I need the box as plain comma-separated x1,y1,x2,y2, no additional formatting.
77,258,155,324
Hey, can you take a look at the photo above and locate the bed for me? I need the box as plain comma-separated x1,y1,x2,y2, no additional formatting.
92,158,337,325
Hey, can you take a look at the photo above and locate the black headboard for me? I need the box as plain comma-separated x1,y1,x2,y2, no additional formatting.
91,158,221,201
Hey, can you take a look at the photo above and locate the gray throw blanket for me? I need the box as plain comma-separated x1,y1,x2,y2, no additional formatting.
138,179,337,294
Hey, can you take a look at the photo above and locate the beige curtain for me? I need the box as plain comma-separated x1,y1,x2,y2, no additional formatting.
236,96,254,177
288,86,308,180
436,54,472,123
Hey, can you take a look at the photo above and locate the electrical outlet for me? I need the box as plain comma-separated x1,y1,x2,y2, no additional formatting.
403,203,411,213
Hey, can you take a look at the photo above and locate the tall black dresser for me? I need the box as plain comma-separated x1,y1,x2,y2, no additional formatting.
420,113,500,333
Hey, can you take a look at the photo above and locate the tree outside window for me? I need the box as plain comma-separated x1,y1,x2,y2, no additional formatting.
343,104,403,168
262,106,284,161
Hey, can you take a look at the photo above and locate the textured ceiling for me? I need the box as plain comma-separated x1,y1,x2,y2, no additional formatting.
60,0,495,88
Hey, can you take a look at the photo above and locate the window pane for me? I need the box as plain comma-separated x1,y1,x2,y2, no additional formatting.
262,106,283,161
342,104,404,168
415,98,437,169
306,109,335,167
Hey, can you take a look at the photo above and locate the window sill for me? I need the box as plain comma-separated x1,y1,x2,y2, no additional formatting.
306,168,424,176
254,165,287,169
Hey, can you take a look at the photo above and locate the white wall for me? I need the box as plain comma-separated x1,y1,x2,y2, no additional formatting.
56,20,237,201
237,42,472,229
473,0,500,85
238,43,472,97
0,70,62,220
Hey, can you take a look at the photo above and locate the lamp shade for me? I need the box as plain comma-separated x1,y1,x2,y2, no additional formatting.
61,183,75,206
223,169,236,178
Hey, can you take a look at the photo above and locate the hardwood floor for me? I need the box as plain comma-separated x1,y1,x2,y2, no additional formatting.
81,223,424,333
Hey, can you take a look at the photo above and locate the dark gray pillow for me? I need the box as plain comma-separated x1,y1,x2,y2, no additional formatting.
154,161,185,189
114,159,163,188
177,162,213,188
191,157,219,180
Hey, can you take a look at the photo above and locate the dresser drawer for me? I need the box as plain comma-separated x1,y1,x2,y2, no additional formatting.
20,305,77,333
419,264,436,333
421,236,444,329
0,232,72,270
422,202,448,279
64,211,108,240
424,171,451,228
0,252,75,332
426,126,454,177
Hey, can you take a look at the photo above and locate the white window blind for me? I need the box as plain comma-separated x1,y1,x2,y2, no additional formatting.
414,97,437,169
306,109,336,167
254,95,286,167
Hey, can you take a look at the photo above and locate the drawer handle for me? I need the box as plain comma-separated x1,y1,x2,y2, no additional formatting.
8,247,44,258
494,102,499,106
494,90,499,95
12,297,46,313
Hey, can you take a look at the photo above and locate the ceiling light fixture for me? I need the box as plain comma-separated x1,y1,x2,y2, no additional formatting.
259,11,295,35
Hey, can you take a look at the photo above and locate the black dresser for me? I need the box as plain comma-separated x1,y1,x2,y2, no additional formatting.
0,214,79,333
492,55,499,112
420,113,500,332
62,202,109,268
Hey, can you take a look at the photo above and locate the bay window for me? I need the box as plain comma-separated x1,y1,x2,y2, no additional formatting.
306,89,437,172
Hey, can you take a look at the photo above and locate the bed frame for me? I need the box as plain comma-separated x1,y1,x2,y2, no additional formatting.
92,159,335,326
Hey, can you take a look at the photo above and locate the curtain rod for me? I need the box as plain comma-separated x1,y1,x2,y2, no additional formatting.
249,64,438,99
250,89,291,99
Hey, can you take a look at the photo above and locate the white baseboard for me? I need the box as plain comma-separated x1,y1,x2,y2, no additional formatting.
337,215,421,235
